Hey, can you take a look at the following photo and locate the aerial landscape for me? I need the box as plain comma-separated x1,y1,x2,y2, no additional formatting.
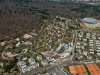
0,0,100,75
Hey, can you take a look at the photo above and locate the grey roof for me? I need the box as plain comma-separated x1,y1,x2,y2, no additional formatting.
83,17,97,24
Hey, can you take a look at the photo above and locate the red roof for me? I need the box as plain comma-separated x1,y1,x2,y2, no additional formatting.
69,65,85,74
41,51,54,57
86,64,99,72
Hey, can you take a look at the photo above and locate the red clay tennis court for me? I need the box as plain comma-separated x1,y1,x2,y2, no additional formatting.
69,65,85,73
81,73,88,75
90,70,100,75
86,64,99,72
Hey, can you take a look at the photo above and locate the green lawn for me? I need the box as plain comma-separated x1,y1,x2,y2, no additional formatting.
94,27,100,31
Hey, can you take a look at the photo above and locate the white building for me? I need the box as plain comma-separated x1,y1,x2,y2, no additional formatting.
28,58,36,65
41,60,49,66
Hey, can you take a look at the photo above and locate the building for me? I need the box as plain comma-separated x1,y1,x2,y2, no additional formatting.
17,58,39,73
83,17,97,24
17,61,27,73
37,55,43,61
41,60,49,66
55,43,69,52
28,58,36,65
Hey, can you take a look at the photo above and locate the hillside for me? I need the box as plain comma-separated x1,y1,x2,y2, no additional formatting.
0,0,99,40
0,0,77,40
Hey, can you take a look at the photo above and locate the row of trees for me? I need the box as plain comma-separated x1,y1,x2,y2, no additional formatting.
71,3,100,19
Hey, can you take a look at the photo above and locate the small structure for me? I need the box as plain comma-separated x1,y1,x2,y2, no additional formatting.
41,60,49,66
17,58,39,73
60,53,70,58
28,58,35,65
23,41,32,45
0,42,6,46
37,55,42,61
15,38,20,41
23,34,32,39
17,61,27,73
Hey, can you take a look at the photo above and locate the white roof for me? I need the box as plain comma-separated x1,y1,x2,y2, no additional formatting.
90,52,94,54
83,17,97,24
18,61,27,69
28,58,35,65
16,42,21,47
97,53,100,55
60,53,70,58
89,40,94,42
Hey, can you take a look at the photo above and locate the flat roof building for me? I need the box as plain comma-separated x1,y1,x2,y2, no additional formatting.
83,17,97,24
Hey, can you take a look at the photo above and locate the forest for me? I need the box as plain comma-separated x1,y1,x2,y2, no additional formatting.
0,0,99,40
71,3,100,19
0,0,72,40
